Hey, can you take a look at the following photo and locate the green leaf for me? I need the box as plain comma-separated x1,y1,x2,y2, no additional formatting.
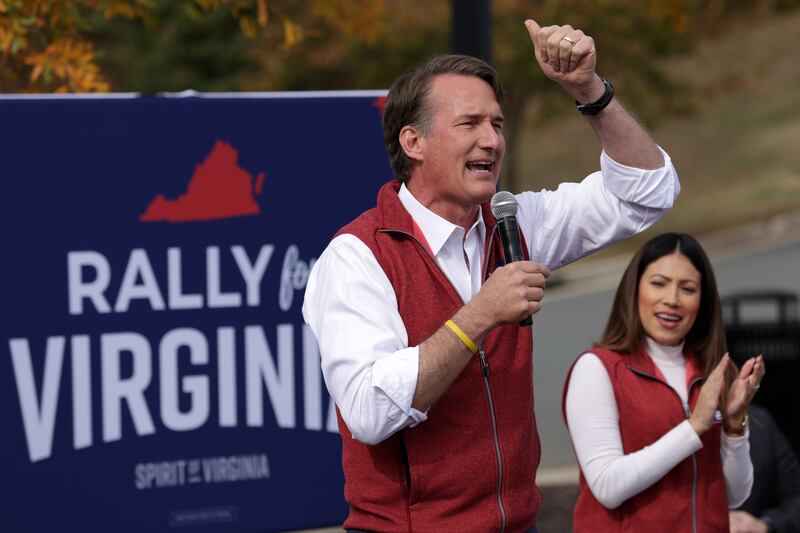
180,2,204,23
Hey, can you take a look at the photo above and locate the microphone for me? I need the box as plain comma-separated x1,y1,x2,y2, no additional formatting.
490,191,532,326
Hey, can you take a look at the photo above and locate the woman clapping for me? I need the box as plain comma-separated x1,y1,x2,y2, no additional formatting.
564,233,765,532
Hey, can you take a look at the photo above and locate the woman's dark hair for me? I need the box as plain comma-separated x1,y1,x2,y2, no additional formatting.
382,54,505,183
598,232,727,376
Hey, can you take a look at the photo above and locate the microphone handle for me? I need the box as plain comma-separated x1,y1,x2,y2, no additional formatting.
497,216,533,327
497,216,525,262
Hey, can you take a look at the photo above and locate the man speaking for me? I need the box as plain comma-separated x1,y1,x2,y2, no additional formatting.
303,17,680,532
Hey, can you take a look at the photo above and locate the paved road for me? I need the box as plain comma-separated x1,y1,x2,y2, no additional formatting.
534,234,800,478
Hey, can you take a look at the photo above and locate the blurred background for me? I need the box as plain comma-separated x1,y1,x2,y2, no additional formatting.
3,0,800,239
3,1,800,532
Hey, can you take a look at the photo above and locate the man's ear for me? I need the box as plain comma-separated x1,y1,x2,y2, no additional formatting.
399,125,424,163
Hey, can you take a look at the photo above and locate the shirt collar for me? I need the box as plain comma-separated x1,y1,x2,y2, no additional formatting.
645,336,686,365
398,183,485,256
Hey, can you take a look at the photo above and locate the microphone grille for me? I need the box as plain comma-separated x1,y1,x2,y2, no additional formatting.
490,191,518,218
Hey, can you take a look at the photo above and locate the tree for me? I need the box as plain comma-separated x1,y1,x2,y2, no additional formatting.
1,0,281,93
86,0,391,93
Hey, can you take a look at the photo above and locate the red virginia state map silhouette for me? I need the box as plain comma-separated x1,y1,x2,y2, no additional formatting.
140,140,265,222
373,95,386,116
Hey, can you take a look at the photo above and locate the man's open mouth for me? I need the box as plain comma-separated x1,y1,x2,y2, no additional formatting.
466,161,494,172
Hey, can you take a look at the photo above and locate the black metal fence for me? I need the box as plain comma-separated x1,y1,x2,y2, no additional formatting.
723,291,800,456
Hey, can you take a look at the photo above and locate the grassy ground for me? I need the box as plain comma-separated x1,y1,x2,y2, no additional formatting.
510,11,800,262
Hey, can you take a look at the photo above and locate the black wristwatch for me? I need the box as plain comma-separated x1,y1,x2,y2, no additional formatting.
576,77,615,116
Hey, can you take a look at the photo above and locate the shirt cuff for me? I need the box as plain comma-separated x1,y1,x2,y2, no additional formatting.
721,425,750,443
371,346,428,426
600,146,680,208
677,419,704,451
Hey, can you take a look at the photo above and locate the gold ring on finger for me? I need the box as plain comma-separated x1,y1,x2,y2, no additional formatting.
561,36,576,46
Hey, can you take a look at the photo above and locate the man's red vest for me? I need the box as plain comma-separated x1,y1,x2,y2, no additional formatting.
333,181,541,532
562,347,729,532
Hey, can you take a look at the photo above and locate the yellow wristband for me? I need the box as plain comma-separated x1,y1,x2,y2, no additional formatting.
445,320,478,354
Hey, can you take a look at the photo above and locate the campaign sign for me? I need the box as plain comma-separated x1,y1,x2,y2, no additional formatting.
0,91,390,532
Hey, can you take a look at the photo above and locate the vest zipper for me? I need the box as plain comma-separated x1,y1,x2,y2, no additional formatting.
482,227,507,531
629,366,703,533
682,380,701,533
684,404,698,533
478,349,490,377
480,348,507,532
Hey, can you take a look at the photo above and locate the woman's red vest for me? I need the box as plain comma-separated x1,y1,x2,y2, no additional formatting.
563,347,729,532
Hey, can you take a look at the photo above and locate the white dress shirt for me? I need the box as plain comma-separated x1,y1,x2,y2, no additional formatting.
565,337,754,509
303,148,680,445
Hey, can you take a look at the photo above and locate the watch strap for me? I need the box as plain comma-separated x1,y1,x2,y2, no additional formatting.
576,77,615,116
724,412,749,436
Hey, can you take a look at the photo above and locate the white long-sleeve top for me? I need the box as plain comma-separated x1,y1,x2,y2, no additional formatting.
303,148,680,445
565,337,754,509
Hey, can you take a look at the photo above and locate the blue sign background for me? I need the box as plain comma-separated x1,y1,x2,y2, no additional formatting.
0,92,390,532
